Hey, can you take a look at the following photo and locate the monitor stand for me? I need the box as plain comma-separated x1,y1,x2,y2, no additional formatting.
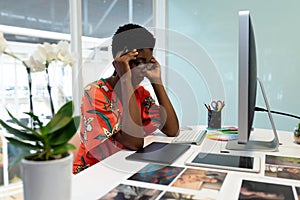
226,78,279,151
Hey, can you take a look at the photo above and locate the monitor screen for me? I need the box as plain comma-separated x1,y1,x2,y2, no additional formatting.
237,10,257,144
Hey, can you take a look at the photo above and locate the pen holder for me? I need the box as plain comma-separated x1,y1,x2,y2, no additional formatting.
208,110,221,129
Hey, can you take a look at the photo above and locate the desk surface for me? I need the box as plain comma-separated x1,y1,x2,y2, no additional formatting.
72,126,300,200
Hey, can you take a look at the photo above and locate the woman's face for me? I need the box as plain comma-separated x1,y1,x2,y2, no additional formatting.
129,48,153,86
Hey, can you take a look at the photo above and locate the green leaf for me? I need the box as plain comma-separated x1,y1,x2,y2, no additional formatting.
5,137,41,151
0,119,42,141
24,112,43,128
48,116,80,146
44,101,74,134
52,143,76,155
6,109,40,135
1,100,80,161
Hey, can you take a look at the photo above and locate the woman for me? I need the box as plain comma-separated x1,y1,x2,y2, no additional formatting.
73,24,179,174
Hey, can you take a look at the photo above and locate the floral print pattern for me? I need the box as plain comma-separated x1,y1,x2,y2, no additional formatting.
73,79,161,174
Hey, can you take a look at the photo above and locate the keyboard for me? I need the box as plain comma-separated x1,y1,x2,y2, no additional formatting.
172,129,207,145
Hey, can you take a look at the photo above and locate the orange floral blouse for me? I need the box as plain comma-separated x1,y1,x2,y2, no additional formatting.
73,78,161,174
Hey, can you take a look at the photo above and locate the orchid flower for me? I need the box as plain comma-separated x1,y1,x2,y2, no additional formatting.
24,55,45,72
56,41,76,66
28,41,75,71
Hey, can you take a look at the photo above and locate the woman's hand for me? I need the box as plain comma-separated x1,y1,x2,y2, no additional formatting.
143,56,162,83
112,49,138,78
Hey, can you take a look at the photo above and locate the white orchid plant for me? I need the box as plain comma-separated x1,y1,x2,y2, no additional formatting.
0,33,80,162
25,41,76,116
0,32,76,120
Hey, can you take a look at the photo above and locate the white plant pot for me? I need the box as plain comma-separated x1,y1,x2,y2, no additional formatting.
21,153,73,200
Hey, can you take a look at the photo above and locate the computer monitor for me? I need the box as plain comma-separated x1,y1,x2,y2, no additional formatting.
237,10,257,144
226,10,279,151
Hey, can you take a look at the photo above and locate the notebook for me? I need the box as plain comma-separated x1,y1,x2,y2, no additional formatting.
125,142,191,165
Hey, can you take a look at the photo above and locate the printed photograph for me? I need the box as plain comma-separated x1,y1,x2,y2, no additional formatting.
128,163,184,185
159,191,215,200
171,168,227,191
239,180,294,200
265,155,300,167
98,184,162,200
265,155,300,181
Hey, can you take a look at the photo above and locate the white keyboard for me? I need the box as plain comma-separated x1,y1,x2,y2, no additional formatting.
172,129,207,145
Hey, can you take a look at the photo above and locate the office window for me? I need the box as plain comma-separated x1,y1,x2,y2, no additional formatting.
80,0,154,89
0,0,70,35
81,0,153,38
0,0,153,39
0,0,153,195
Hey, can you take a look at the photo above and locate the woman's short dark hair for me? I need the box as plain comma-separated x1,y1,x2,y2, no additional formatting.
111,23,156,58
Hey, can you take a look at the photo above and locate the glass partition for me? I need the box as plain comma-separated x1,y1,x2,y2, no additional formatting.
167,0,300,131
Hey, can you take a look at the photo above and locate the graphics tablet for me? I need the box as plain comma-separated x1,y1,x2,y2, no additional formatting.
125,142,191,165
185,152,260,173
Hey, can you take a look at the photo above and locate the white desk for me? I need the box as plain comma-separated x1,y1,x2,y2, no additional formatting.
72,127,300,200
